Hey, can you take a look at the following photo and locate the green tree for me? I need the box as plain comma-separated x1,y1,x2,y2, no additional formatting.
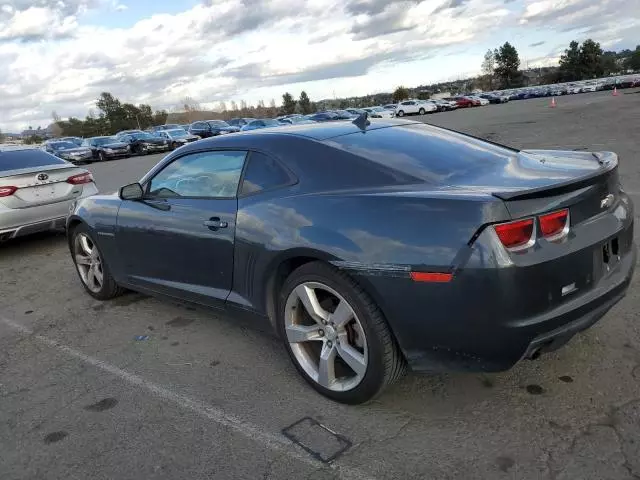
298,91,312,114
481,49,495,89
494,42,522,88
153,110,168,125
558,41,583,81
392,86,409,102
137,104,154,128
417,91,431,100
624,47,640,71
601,51,618,75
24,135,45,145
579,39,604,78
282,92,296,114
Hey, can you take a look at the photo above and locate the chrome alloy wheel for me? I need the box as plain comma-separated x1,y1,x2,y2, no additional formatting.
74,233,104,293
284,282,368,392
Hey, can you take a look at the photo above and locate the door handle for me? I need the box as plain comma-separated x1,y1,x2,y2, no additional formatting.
203,217,228,230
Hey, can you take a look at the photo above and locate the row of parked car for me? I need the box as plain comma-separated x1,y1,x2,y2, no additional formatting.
41,75,640,164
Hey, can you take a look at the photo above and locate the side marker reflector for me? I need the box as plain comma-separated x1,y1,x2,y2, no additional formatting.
410,272,453,283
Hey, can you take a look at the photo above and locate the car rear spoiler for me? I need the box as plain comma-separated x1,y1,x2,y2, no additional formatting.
491,151,618,201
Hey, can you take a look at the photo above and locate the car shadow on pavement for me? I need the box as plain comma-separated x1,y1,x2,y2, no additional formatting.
0,230,67,256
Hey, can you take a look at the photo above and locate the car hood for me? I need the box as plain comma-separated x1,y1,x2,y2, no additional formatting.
58,147,91,153
220,126,241,132
101,142,129,149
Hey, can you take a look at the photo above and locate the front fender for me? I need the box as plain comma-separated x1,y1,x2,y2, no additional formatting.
66,195,124,281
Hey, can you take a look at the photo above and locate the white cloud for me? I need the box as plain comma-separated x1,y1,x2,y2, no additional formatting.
0,0,638,132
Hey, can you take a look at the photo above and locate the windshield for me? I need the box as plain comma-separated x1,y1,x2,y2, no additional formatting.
93,137,119,145
372,107,384,112
131,133,154,140
0,149,68,171
49,141,77,149
167,129,188,137
262,119,281,127
208,120,229,127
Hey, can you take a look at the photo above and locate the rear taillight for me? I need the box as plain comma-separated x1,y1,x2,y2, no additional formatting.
539,208,569,240
66,172,94,185
493,218,535,251
0,186,18,197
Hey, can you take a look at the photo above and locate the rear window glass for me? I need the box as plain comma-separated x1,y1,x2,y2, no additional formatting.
325,124,518,184
0,149,66,171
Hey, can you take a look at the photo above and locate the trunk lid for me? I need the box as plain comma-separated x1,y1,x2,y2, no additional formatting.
0,164,90,208
488,150,616,201
470,150,620,226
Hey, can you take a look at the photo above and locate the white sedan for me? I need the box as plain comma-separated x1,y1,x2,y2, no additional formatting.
395,100,437,117
364,106,395,118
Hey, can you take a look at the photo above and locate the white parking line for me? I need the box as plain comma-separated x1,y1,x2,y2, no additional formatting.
1,317,373,480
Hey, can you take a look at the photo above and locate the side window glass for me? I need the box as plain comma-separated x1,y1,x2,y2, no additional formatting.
240,152,292,195
147,151,247,199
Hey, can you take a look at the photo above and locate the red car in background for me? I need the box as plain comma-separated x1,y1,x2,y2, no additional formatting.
449,96,476,108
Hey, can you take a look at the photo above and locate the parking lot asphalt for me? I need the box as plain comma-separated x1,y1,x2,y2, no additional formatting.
2,89,640,480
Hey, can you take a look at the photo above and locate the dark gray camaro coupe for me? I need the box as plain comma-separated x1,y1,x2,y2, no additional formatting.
67,118,636,404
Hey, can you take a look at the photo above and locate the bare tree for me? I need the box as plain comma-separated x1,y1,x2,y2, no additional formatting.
240,99,247,110
218,101,227,112
481,49,495,89
181,96,201,122
230,100,238,111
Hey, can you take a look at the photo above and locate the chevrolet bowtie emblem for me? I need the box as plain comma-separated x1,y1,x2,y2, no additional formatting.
600,194,614,209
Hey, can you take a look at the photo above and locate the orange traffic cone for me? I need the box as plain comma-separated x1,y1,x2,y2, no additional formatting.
550,97,556,108
613,87,618,96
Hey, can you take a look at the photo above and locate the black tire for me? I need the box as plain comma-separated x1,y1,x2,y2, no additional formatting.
396,110,404,117
418,108,425,115
70,223,125,301
171,142,177,150
135,145,145,156
277,261,405,404
98,151,106,162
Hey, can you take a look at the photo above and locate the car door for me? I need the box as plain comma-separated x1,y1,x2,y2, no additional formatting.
190,122,205,137
115,149,247,308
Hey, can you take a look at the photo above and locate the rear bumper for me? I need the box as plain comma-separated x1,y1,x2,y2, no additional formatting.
0,216,67,240
0,184,98,240
103,151,130,159
358,226,636,373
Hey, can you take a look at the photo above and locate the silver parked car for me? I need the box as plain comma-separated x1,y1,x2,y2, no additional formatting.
44,140,94,164
0,145,98,241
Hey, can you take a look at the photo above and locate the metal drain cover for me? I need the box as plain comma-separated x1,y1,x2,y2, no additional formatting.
282,417,352,463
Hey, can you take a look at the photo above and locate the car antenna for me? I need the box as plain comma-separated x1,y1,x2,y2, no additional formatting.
352,112,370,132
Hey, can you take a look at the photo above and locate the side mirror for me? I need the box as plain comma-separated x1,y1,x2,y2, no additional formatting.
119,182,144,200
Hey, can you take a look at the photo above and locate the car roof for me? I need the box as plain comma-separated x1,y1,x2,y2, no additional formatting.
0,144,42,152
191,119,422,144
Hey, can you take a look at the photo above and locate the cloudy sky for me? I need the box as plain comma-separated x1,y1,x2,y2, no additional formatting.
0,0,638,132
